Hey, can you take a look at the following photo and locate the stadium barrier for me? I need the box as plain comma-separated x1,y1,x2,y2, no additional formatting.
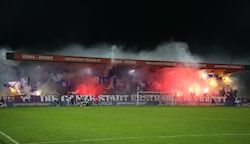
0,93,248,107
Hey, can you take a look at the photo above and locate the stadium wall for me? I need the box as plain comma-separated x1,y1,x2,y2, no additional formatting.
1,94,247,107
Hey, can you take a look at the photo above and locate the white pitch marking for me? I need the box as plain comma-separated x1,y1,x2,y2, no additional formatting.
25,133,250,144
0,130,20,144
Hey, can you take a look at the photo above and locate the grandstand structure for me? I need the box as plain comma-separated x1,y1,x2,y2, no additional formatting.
2,52,250,107
6,52,248,72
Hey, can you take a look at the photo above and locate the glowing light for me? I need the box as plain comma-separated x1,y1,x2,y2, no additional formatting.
203,87,209,93
209,79,217,87
128,69,135,74
195,87,200,92
35,90,42,96
189,85,202,96
9,87,16,93
224,76,232,84
175,91,182,97
8,87,18,95
189,88,193,93
200,71,207,79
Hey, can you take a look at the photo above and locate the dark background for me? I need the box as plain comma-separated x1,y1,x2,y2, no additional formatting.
1,0,250,98
1,0,250,57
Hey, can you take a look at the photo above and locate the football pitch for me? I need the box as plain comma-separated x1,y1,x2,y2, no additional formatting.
0,106,250,144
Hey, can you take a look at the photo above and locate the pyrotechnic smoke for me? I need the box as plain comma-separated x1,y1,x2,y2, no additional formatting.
52,42,202,62
1,41,250,98
0,48,20,96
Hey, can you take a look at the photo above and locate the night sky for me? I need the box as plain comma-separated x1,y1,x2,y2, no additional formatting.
1,0,250,57
2,0,250,98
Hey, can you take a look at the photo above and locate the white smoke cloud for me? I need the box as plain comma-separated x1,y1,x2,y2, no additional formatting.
0,48,20,95
52,42,202,62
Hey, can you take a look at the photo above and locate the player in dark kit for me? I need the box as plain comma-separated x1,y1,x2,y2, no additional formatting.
211,98,216,105
84,100,89,108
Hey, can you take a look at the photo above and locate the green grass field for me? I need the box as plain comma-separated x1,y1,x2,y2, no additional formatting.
0,106,250,144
